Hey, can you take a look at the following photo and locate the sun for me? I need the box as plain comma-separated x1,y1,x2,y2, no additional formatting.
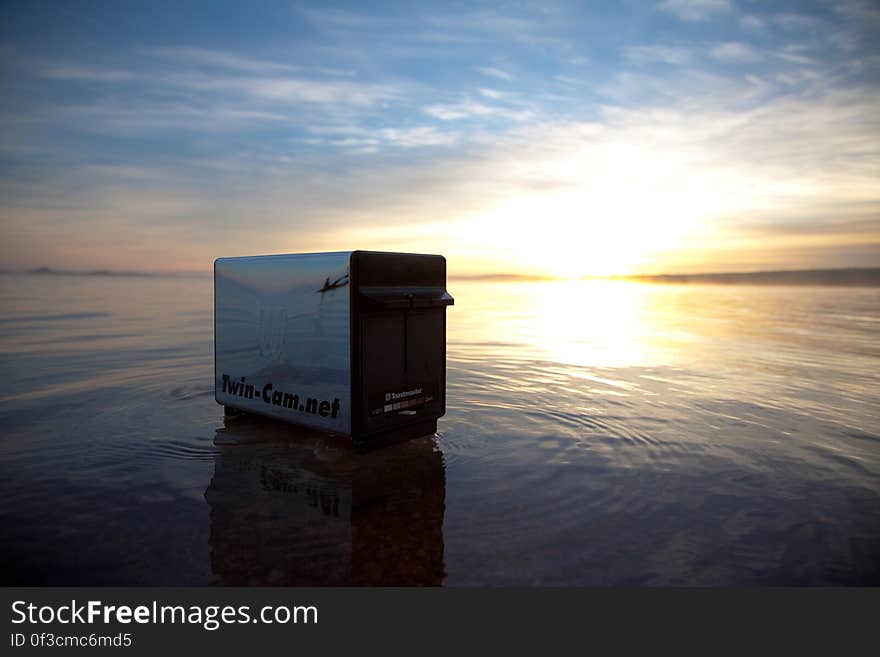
463,187,702,278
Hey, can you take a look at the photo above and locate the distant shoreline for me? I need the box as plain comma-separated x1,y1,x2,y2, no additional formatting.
608,268,880,286
0,266,208,278
454,268,880,286
607,268,880,287
3,266,879,286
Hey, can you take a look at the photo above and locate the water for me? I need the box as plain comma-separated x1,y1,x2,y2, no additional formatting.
0,274,878,585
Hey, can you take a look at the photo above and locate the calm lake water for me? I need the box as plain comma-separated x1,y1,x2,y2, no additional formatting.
1,273,878,585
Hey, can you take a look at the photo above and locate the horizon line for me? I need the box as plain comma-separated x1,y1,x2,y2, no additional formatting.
3,265,879,285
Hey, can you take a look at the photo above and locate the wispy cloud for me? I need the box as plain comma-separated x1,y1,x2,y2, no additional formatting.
41,58,397,108
710,42,763,64
739,15,767,31
425,11,534,33
625,44,693,66
41,66,139,82
33,49,404,140
423,100,533,122
377,126,456,148
141,46,356,77
478,88,504,99
772,12,822,32
658,0,731,22
424,101,496,121
295,5,385,32
475,66,514,81
301,124,457,152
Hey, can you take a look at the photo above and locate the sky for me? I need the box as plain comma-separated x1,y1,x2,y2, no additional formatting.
0,0,878,277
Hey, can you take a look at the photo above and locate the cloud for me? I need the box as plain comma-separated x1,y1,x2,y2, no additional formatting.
710,42,763,64
625,44,693,66
40,66,139,82
141,46,356,77
423,100,534,122
302,124,457,151
34,50,403,139
424,10,548,47
475,66,514,81
772,13,822,32
658,0,731,22
739,15,767,31
295,5,385,32
42,61,397,108
377,126,456,148
226,76,396,106
831,0,880,24
424,102,497,121
54,102,293,136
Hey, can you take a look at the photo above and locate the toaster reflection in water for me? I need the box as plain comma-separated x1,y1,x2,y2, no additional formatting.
205,414,446,585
